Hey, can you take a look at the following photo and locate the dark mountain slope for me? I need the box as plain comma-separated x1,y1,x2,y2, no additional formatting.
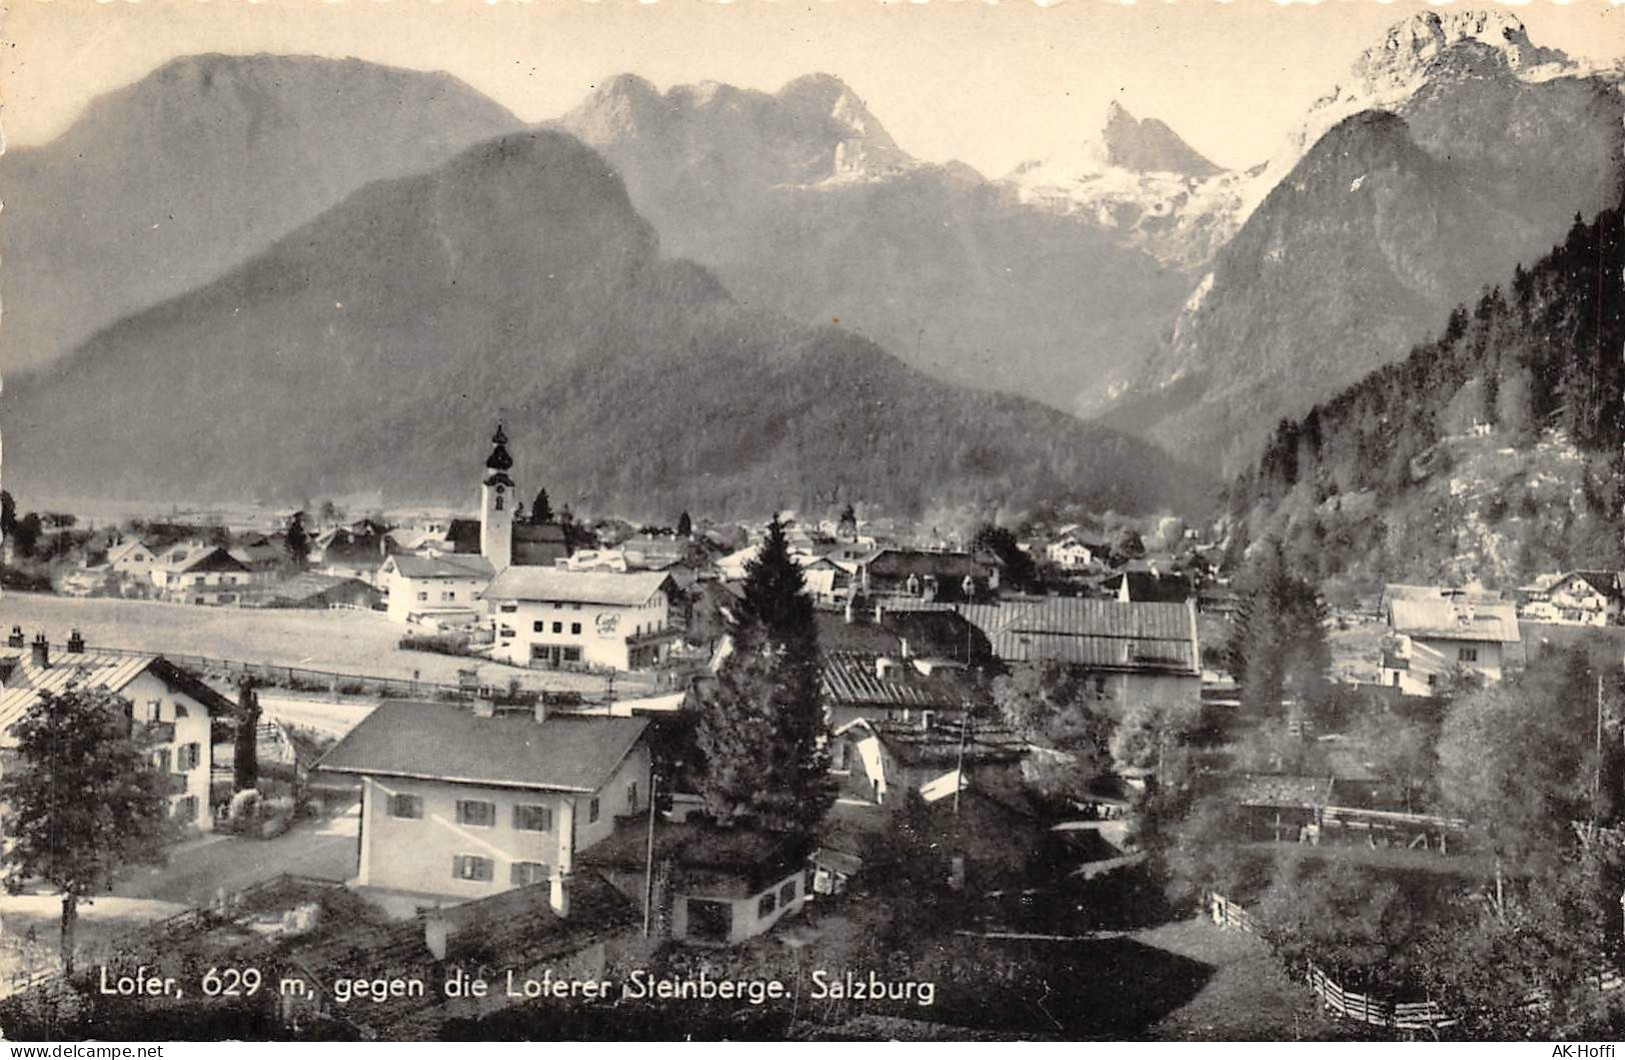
1225,192,1624,588
1,130,1212,521
0,53,526,372
1108,35,1624,476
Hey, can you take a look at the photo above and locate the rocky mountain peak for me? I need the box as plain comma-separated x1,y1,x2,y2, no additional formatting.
1349,10,1571,98
1100,100,1222,178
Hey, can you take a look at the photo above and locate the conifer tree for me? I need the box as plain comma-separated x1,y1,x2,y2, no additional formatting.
676,511,693,538
1224,537,1329,720
234,676,261,793
283,511,310,567
696,516,832,835
530,489,553,526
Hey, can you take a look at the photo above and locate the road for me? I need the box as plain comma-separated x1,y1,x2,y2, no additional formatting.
257,693,378,739
112,803,360,908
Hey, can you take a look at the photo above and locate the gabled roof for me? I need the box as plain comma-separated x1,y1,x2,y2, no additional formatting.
164,546,252,575
230,541,284,565
445,518,483,554
839,716,1027,768
1555,570,1624,599
263,572,379,606
315,700,648,794
483,568,671,607
0,652,231,745
1388,599,1520,644
820,652,977,710
512,522,570,567
861,549,988,580
384,553,494,580
1104,569,1194,603
578,821,814,897
106,540,155,564
955,598,1198,674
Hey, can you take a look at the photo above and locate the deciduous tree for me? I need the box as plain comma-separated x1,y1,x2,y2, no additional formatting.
0,687,171,975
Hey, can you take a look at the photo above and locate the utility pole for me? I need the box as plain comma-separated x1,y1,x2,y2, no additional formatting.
642,771,658,938
953,712,970,817
1597,670,1605,815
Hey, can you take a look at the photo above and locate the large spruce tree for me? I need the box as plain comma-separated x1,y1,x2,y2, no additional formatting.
697,516,833,835
1224,536,1330,720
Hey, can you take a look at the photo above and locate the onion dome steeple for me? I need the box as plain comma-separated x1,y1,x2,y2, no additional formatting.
486,424,514,473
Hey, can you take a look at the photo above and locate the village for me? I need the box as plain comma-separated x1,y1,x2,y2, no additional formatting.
0,424,1621,1041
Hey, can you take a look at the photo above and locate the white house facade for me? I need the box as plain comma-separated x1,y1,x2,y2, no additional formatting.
483,568,678,671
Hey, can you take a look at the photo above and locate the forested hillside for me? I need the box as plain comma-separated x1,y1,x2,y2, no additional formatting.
1225,198,1624,590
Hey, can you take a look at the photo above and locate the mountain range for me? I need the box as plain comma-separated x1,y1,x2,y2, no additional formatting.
1,10,1613,520
0,54,527,374
0,130,1213,520
1101,11,1625,476
555,75,1199,413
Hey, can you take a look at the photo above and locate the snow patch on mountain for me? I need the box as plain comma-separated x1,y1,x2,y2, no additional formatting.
1002,103,1247,270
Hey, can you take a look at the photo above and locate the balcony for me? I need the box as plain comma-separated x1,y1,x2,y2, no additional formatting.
625,624,683,648
138,720,176,743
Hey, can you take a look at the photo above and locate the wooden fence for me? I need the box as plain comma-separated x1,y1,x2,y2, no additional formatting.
1207,890,1621,1033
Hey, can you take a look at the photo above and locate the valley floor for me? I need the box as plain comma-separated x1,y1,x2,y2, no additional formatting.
0,592,618,694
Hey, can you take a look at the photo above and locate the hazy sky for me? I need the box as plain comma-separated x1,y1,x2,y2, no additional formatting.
2,0,1620,176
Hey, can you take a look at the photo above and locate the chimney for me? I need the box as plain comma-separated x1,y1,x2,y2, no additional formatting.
898,637,911,659
844,596,855,625
875,657,896,680
550,871,570,918
30,633,49,670
7,627,24,649
66,630,85,654
424,912,453,961
473,696,496,718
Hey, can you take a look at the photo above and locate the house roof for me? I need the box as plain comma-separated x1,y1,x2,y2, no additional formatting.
229,542,284,566
263,572,378,605
1388,598,1520,644
1383,583,1503,606
861,549,988,580
1104,570,1194,604
279,874,636,1036
1228,773,1336,808
955,599,1198,674
445,518,482,554
512,526,570,568
106,540,154,564
839,716,1027,768
165,546,251,575
482,568,671,607
820,652,977,711
577,821,814,897
385,553,494,580
0,652,231,746
1556,570,1624,599
315,700,648,794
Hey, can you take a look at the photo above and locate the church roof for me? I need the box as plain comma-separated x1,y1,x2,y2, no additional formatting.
485,425,514,472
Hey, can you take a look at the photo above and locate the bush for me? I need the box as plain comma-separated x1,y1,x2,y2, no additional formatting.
398,633,472,657
229,789,261,822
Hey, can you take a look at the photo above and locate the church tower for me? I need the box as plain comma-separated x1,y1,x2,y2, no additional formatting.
480,424,515,573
